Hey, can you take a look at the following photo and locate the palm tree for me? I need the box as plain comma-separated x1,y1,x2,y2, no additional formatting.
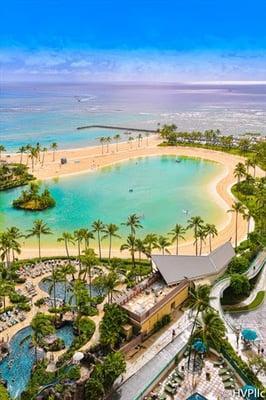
60,263,76,300
102,223,120,260
114,134,121,151
157,236,171,255
51,142,58,161
186,285,212,367
104,271,120,303
145,132,150,146
137,134,142,147
57,232,75,259
122,213,143,236
43,268,63,309
143,233,158,258
0,280,13,311
92,219,105,260
194,309,226,349
234,162,246,185
27,219,52,259
106,137,111,153
41,147,48,166
82,249,97,294
120,234,136,273
245,158,254,175
0,232,13,268
187,216,204,256
128,136,134,149
135,238,145,261
6,226,23,262
17,146,26,164
197,228,207,256
74,229,85,271
99,137,106,155
204,223,218,252
83,229,95,250
227,201,246,248
29,146,38,172
0,145,6,160
30,313,55,360
169,224,186,255
242,208,252,236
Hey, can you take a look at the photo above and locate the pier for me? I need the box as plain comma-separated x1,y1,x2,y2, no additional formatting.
76,124,158,133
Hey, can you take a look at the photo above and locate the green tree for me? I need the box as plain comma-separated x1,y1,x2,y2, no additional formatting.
194,309,226,349
230,273,250,297
43,268,63,310
27,219,52,259
143,233,158,257
100,304,128,349
120,234,136,273
0,280,14,311
30,312,55,360
92,219,105,260
102,223,120,260
81,248,97,295
99,137,106,155
0,145,6,160
187,216,204,256
17,145,26,164
234,162,246,185
227,201,246,248
113,134,121,151
204,223,218,252
122,213,143,236
157,235,171,255
104,271,120,303
50,142,58,161
169,224,186,255
57,232,75,260
135,238,145,261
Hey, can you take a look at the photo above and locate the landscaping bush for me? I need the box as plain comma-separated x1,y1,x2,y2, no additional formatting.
152,314,171,333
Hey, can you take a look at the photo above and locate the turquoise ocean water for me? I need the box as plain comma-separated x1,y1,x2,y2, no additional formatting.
0,155,224,246
1,82,265,152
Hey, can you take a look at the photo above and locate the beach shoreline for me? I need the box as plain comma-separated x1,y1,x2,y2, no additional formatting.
8,137,264,259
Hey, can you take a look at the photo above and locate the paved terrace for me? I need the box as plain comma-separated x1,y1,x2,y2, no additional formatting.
111,322,193,400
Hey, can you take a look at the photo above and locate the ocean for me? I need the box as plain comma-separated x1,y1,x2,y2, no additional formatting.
1,82,266,151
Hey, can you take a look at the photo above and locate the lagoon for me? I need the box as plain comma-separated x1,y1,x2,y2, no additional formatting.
0,155,225,247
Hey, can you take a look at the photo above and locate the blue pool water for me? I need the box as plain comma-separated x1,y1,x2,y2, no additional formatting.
0,324,74,399
187,394,208,400
39,279,102,302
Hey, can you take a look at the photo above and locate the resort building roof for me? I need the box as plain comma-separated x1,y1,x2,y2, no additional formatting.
152,241,235,286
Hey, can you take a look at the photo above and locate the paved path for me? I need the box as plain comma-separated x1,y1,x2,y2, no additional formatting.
111,323,192,400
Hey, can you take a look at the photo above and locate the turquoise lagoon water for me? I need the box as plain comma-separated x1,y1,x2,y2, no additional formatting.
0,324,74,399
0,155,225,247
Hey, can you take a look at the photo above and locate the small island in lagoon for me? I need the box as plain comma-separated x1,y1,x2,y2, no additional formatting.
12,182,56,211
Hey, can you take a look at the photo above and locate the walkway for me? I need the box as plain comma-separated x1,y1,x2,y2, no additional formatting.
111,322,193,400
210,250,266,336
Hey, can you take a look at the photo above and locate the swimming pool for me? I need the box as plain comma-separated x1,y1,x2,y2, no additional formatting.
0,324,74,399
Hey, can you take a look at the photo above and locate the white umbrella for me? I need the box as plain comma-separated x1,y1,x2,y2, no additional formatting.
72,351,84,362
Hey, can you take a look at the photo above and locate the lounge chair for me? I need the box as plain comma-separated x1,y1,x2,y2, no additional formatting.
164,385,177,394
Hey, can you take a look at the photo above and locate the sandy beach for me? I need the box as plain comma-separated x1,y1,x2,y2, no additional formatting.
8,136,264,259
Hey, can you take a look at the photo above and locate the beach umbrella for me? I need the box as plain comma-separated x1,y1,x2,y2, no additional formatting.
241,384,258,399
192,339,207,354
241,329,258,341
72,351,84,362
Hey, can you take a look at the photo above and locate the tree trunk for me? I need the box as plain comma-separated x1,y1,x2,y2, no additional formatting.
209,235,212,252
235,212,238,248
38,235,41,260
109,236,112,260
98,232,101,260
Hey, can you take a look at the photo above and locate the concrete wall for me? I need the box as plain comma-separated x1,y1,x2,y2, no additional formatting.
135,285,189,334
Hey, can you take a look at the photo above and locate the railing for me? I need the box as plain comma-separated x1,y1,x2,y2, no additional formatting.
124,280,188,324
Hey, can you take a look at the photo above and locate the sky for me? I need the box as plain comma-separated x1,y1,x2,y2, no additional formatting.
1,0,266,82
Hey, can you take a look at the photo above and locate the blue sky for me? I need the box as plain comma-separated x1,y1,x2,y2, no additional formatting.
1,0,266,82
